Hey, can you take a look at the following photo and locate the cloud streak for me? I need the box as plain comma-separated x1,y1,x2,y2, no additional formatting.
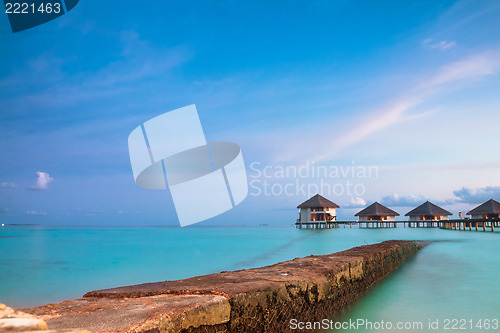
0,32,191,122
1,182,18,189
417,51,500,91
273,50,500,163
26,210,47,216
423,39,456,50
310,97,420,162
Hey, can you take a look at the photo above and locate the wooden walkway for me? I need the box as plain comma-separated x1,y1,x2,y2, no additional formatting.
295,218,500,232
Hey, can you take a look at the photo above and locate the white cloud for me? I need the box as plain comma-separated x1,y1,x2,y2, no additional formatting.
1,182,17,189
380,193,427,207
351,197,366,206
340,197,367,209
30,171,54,190
453,186,500,204
349,197,366,208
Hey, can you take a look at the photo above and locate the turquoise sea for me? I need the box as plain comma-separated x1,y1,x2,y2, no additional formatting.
1,226,499,332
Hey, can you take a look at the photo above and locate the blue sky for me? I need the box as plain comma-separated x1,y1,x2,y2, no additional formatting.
1,0,500,225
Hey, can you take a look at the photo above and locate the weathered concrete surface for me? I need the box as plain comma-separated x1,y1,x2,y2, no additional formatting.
0,302,90,333
22,240,421,333
22,295,229,333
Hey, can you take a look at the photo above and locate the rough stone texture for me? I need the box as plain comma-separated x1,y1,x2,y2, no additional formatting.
22,295,229,333
22,240,421,333
11,331,91,333
1,302,48,332
0,303,91,333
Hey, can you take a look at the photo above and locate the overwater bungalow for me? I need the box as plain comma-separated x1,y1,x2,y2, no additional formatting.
438,198,500,232
405,201,452,227
355,202,399,227
355,202,399,221
467,199,500,219
296,194,339,229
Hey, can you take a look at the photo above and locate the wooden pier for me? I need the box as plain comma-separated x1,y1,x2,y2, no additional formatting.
439,218,500,232
295,220,341,229
295,197,500,232
295,218,500,231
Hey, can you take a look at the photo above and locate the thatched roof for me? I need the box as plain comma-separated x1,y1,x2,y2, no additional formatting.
405,201,452,217
355,202,399,217
466,199,500,215
297,194,340,209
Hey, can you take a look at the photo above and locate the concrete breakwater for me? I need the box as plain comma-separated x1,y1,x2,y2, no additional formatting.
22,240,421,333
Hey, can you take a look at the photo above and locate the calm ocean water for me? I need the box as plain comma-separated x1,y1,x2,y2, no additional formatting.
1,226,499,332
